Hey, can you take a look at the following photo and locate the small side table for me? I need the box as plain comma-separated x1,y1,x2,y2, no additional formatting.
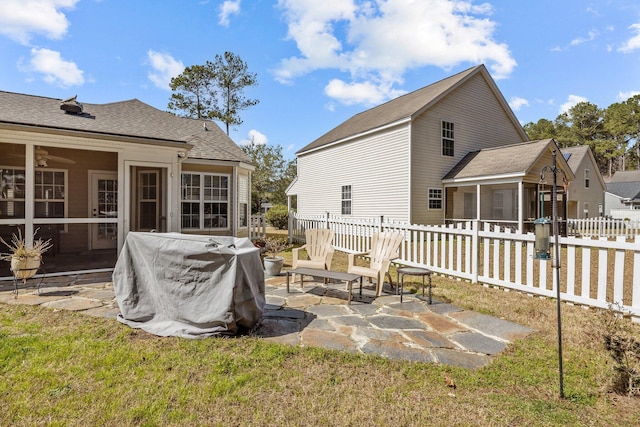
397,267,432,304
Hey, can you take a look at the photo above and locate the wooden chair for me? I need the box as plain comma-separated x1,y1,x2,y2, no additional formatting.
347,231,404,296
292,229,335,282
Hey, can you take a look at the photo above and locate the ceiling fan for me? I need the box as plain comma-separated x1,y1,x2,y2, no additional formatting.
10,146,76,167
34,146,76,167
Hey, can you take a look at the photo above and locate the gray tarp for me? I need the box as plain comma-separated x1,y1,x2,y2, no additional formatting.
113,232,265,338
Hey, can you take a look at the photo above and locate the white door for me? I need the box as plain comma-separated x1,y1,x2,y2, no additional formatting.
90,172,118,250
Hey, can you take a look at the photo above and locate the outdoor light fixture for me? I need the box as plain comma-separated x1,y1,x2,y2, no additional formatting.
538,149,565,399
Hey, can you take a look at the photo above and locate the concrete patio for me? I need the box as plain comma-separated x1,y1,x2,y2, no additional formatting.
0,272,534,369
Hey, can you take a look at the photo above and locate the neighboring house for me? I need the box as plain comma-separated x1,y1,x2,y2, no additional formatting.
605,170,640,217
287,65,530,226
561,145,606,218
0,91,254,277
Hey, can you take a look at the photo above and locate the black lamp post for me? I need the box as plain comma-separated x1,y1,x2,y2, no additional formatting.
536,149,565,399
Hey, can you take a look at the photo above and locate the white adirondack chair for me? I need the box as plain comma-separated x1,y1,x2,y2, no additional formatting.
347,231,404,296
291,228,335,283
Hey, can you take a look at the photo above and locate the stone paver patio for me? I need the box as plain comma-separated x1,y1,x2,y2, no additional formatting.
0,272,534,369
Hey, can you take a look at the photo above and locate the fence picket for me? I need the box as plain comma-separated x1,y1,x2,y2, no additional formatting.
289,212,640,319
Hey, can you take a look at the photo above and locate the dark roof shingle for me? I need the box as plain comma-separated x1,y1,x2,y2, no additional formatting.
0,91,250,163
443,139,553,180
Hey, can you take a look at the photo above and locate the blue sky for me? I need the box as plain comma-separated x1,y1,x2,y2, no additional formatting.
1,0,640,159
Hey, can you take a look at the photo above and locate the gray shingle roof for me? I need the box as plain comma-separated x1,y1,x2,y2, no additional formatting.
0,91,250,163
560,145,589,172
443,139,554,180
606,182,640,200
297,65,485,154
609,170,640,183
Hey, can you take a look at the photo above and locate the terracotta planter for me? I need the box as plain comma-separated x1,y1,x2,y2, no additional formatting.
263,256,284,277
11,255,41,280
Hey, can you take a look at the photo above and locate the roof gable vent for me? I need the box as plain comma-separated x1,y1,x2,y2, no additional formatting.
60,95,83,114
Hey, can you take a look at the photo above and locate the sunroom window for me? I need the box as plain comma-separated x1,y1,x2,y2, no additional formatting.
181,173,229,229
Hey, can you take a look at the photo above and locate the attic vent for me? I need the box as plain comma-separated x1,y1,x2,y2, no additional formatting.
60,95,83,114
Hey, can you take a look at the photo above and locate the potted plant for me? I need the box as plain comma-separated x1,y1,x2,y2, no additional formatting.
262,236,291,277
0,229,52,280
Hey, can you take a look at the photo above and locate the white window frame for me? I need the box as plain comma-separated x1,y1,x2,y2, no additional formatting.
180,172,230,230
441,120,454,157
34,168,68,231
428,187,443,210
584,169,590,189
238,175,249,228
341,185,352,215
0,166,26,219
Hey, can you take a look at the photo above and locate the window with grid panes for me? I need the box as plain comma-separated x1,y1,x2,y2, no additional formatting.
341,185,352,215
181,173,229,229
428,188,442,209
0,167,25,218
34,170,65,218
442,121,454,157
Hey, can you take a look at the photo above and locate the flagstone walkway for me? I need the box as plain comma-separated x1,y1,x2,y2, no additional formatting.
0,272,534,369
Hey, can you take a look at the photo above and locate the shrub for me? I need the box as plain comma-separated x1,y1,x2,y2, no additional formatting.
598,304,640,396
266,205,289,230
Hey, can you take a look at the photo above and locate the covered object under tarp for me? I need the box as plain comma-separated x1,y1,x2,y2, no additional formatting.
113,232,265,338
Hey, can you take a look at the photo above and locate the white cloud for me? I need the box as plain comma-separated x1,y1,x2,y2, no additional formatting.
0,0,78,45
559,95,589,115
617,90,640,101
325,78,406,106
570,29,599,46
240,129,268,145
219,0,241,27
147,50,184,91
508,96,529,111
619,23,640,53
275,0,516,106
26,47,84,87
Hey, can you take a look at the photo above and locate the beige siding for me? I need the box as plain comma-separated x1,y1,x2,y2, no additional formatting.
566,157,605,218
297,124,411,220
411,73,527,225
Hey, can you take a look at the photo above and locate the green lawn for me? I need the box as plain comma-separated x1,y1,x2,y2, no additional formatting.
2,249,640,426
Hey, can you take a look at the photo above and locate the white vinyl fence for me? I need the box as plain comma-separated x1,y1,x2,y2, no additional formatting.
250,214,267,240
567,217,640,238
289,212,640,320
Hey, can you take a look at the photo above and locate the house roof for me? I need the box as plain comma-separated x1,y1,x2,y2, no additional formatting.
443,139,567,181
608,170,640,183
0,91,250,163
560,145,606,188
297,64,527,155
561,145,589,171
606,182,640,201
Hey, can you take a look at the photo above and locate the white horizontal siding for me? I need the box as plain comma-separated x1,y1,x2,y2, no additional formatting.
411,72,527,225
296,124,410,221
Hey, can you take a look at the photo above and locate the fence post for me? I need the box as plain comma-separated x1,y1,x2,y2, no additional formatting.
471,219,479,283
325,211,330,229
288,211,293,243
379,216,384,233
